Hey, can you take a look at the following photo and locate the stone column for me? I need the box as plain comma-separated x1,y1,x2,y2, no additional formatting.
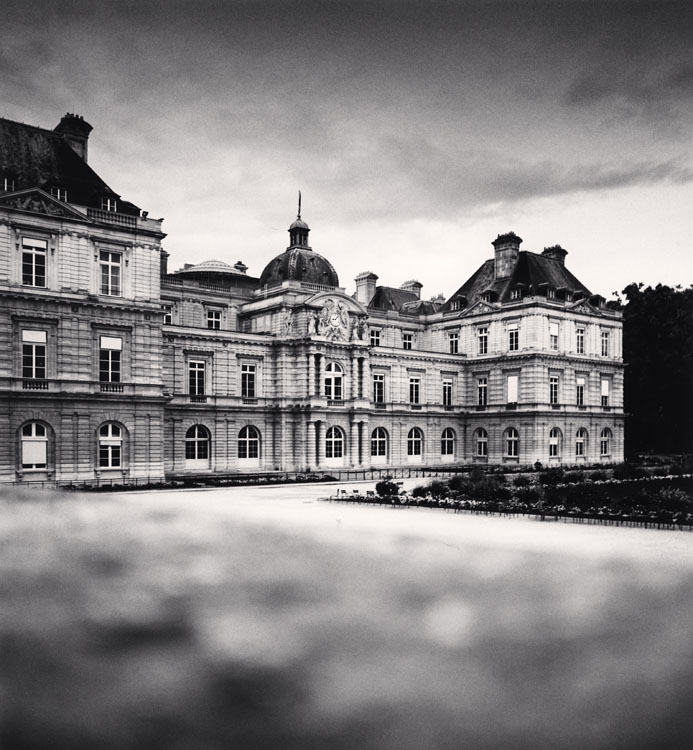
316,420,325,466
317,353,324,398
306,421,316,469
351,356,359,400
350,420,359,466
360,419,371,469
361,356,370,400
308,350,315,397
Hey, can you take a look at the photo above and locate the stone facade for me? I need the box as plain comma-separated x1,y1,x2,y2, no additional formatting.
0,113,624,483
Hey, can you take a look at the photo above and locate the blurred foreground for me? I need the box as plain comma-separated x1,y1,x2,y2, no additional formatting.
1,484,692,749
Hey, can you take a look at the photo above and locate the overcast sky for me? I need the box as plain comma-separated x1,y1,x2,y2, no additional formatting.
2,0,691,299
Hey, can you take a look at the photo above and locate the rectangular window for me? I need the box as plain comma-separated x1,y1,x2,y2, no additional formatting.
373,373,385,403
547,288,555,299
549,376,559,405
550,322,559,351
576,326,585,354
510,288,521,300
477,376,488,406
576,376,585,406
3,177,15,191
99,336,122,383
478,327,488,355
442,379,453,406
163,305,172,325
402,333,413,350
100,251,121,296
507,374,518,404
189,360,206,395
601,378,610,408
50,186,67,201
369,329,381,347
101,197,118,212
409,377,420,404
448,332,459,354
22,330,46,380
241,363,256,398
22,238,47,287
207,310,221,330
601,330,610,357
508,323,519,352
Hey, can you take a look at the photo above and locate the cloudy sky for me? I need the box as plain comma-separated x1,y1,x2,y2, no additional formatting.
2,0,691,299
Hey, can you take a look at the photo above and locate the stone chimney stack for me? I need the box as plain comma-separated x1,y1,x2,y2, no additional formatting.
400,279,423,299
54,113,93,162
492,232,522,279
160,249,169,277
354,271,379,305
542,245,568,266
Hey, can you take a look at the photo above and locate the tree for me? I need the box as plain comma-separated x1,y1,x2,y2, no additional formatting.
619,283,693,455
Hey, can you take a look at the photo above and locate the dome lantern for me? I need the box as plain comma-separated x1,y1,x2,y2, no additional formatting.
288,190,310,249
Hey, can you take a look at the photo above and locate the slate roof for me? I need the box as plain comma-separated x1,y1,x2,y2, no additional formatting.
368,286,419,311
259,246,339,288
0,115,140,215
445,251,592,309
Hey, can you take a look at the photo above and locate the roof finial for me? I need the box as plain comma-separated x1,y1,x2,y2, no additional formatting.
297,190,302,220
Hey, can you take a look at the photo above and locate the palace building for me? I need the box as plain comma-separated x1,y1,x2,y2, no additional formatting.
0,114,624,484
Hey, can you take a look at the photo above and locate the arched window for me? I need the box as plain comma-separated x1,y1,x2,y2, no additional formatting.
371,427,388,457
576,428,588,457
325,426,344,459
21,422,48,470
407,427,423,456
600,428,611,456
475,428,488,457
441,428,455,456
99,423,122,468
549,427,562,458
185,425,210,462
324,362,343,400
505,427,519,457
238,426,260,459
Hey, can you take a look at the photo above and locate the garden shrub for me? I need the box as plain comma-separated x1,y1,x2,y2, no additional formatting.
375,479,399,497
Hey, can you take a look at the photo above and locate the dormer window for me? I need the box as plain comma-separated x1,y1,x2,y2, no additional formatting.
101,197,118,212
482,293,492,303
510,288,521,300
2,176,15,192
451,299,460,311
546,288,555,299
50,186,68,202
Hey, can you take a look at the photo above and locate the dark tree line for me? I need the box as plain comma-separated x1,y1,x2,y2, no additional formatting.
618,283,693,456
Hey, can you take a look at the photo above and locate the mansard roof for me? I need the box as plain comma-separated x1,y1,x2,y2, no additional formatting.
368,286,419,312
446,250,592,309
0,115,140,215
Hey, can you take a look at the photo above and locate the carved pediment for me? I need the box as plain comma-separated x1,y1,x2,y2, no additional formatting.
570,301,597,315
304,292,367,341
0,189,89,221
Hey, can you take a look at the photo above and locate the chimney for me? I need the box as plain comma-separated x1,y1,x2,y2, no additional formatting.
354,271,378,305
400,279,423,299
233,260,248,274
542,245,568,266
54,113,93,162
160,249,169,277
492,231,522,279
430,293,446,305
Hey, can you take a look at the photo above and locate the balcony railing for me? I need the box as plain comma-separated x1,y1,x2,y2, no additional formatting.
327,400,345,407
87,208,137,227
100,383,124,393
190,395,208,403
242,397,258,405
22,379,49,390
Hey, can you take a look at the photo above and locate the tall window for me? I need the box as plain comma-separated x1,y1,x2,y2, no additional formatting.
370,329,381,347
22,330,46,381
241,363,256,398
576,376,585,406
550,322,559,351
549,376,559,405
238,426,260,459
188,360,206,396
576,428,588,457
477,376,488,406
99,336,122,383
576,326,585,355
600,428,612,456
475,428,488,457
549,427,561,458
325,362,343,400
442,379,453,407
407,427,423,456
601,330,610,357
21,422,48,470
402,333,413,350
371,427,388,457
448,332,459,354
601,378,610,408
373,373,385,403
22,238,47,287
99,423,122,469
325,427,344,458
507,374,518,404
508,323,519,352
441,428,455,456
478,327,488,355
505,427,519,457
162,305,173,325
100,251,121,296
185,425,210,461
207,310,221,330
409,377,420,404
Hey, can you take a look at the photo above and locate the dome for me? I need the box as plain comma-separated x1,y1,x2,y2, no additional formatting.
289,217,309,231
177,260,238,275
259,246,339,288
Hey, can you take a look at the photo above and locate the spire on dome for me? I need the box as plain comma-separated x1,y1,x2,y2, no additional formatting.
288,191,310,249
